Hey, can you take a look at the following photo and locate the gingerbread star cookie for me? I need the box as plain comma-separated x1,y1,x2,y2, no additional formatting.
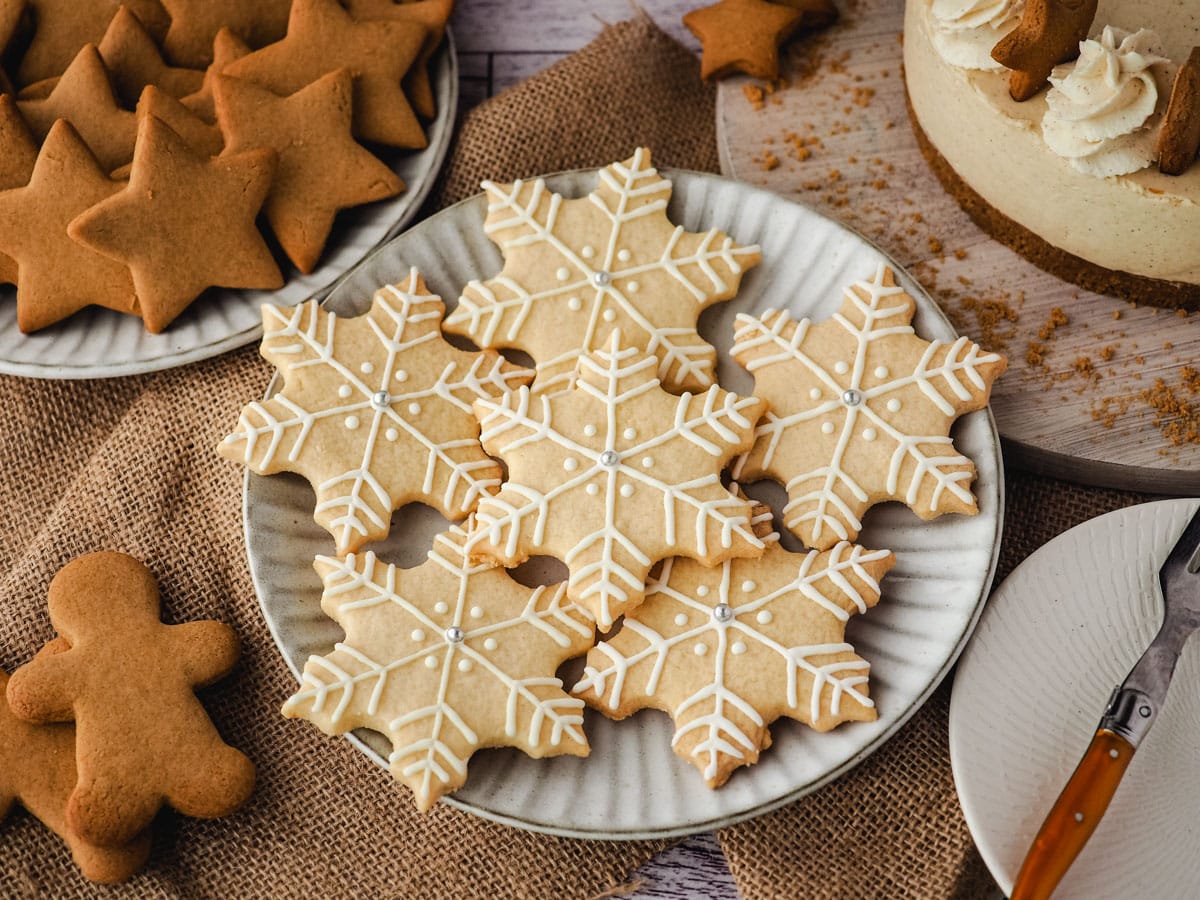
110,84,225,180
5,552,255,849
219,268,532,555
96,4,203,106
16,43,136,171
69,113,281,333
731,264,1006,551
16,0,170,85
444,148,761,397
180,26,250,123
683,0,804,82
224,0,427,149
0,664,152,883
1159,47,1200,176
283,523,595,812
0,120,137,332
991,0,1098,101
213,68,404,274
0,93,38,286
159,0,292,67
343,0,454,119
575,517,894,788
469,332,766,630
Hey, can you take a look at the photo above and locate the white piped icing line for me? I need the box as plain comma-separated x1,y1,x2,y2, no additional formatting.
443,148,761,396
468,331,766,630
282,522,595,812
1042,26,1170,178
928,0,1025,71
731,264,1005,550
574,529,894,787
220,268,533,554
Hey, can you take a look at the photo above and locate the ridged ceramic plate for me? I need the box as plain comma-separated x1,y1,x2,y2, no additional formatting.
0,33,457,379
951,499,1200,897
244,167,1003,839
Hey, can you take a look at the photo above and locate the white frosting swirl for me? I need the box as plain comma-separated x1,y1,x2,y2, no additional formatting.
929,0,1025,71
1042,26,1169,178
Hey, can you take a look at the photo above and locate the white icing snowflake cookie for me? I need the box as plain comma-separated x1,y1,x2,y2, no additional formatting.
468,331,767,631
444,147,761,396
219,268,532,554
731,264,1006,551
282,522,595,812
574,511,895,789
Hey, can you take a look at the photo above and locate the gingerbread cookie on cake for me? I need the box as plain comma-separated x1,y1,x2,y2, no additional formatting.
905,0,1200,309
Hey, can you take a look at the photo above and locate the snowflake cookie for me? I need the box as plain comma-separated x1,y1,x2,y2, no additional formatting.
219,268,532,554
731,264,1006,551
443,147,762,396
574,515,895,788
468,332,767,631
282,523,595,812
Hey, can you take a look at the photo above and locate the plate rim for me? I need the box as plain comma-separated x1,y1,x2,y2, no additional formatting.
949,497,1200,895
0,29,460,381
243,164,1006,840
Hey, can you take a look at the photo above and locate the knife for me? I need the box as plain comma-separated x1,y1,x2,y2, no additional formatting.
1010,505,1200,900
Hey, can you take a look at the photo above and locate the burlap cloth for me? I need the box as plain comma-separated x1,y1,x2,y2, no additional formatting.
0,13,1157,899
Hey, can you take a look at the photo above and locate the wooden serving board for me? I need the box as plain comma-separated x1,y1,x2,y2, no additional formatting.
717,0,1200,494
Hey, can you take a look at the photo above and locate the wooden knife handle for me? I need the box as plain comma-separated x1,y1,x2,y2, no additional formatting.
1010,730,1136,900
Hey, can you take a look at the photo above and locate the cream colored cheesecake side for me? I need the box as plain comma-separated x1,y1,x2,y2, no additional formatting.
904,0,1200,286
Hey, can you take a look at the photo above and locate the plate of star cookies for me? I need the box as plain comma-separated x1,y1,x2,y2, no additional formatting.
0,0,456,379
226,149,1005,838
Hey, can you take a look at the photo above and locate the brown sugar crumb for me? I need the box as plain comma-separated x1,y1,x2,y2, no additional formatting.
1026,341,1045,367
800,180,822,191
743,84,766,111
1184,366,1200,394
1143,376,1200,446
954,248,968,260
1090,395,1133,429
1072,356,1097,380
1100,345,1115,362
758,150,780,171
1112,310,1122,320
870,179,887,190
827,169,842,182
1037,307,1068,341
1178,308,1190,319
851,86,875,107
1163,342,1174,351
953,294,1019,354
928,236,943,255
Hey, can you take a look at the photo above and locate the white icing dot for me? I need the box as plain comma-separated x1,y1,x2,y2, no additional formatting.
434,601,448,614
756,610,773,625
556,266,570,281
484,638,498,651
887,399,901,413
617,249,631,262
563,458,578,471
581,245,595,258
623,428,636,440
602,308,616,322
641,456,653,468
862,428,877,442
821,422,835,435
567,297,581,311
809,388,821,401
626,281,639,293
583,424,597,437
360,362,374,375
696,585,709,597
424,655,438,669
731,641,747,655
394,370,408,382
694,642,708,656
620,484,634,498
411,629,425,641
458,659,473,673
834,361,849,375
386,428,399,441
344,415,359,430
674,613,688,626
586,483,599,496
338,384,352,398
741,580,756,593
470,606,483,619
874,366,889,379
408,402,421,415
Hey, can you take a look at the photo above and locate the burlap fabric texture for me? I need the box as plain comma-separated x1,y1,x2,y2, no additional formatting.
0,11,1154,899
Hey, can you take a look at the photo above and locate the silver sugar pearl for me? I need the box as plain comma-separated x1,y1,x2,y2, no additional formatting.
713,603,734,622
841,389,862,407
599,450,620,467
445,626,465,644
371,390,392,409
592,271,611,288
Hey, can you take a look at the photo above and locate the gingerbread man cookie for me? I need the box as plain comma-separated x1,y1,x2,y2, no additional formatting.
5,552,255,848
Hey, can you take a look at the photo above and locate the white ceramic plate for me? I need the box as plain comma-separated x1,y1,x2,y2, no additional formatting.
244,167,1003,839
0,32,458,379
951,499,1200,898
